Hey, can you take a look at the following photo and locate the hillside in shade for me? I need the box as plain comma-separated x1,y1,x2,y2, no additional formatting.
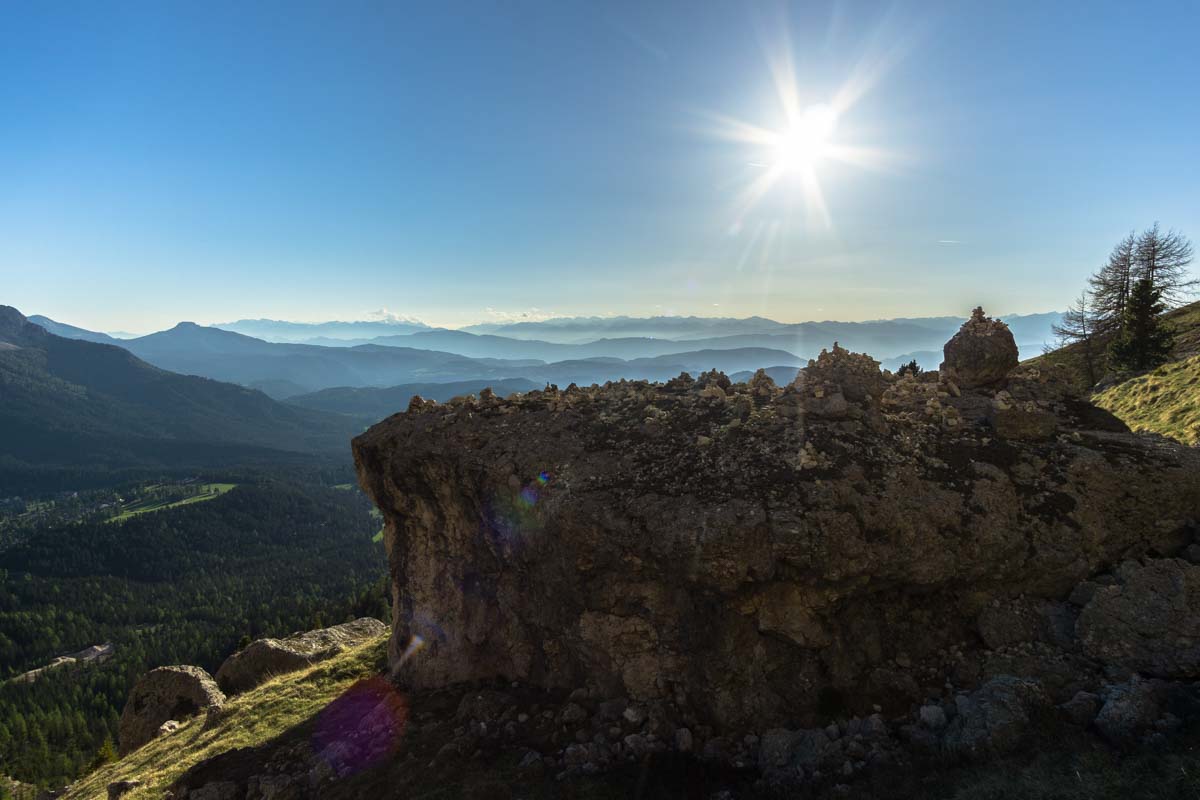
0,306,359,472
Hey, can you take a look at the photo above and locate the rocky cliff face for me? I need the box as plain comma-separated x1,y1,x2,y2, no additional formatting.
353,313,1200,732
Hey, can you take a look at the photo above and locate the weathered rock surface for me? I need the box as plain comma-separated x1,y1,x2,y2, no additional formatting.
215,617,387,694
940,306,1019,388
1093,677,1168,742
119,666,225,754
353,313,1200,731
941,676,1047,758
1077,559,1200,679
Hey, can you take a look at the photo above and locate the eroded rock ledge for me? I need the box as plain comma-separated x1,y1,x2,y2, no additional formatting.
353,313,1200,734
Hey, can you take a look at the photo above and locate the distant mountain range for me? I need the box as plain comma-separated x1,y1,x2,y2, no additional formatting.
287,379,543,422
2,307,1070,478
0,307,359,474
460,312,1062,348
214,317,430,342
29,310,1062,403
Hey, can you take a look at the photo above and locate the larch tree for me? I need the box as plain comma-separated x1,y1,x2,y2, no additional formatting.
1050,289,1100,385
1133,223,1196,306
1088,232,1135,331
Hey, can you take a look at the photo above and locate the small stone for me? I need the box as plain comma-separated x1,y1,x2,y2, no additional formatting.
919,704,947,730
623,733,650,757
518,750,543,771
560,702,587,724
675,727,694,753
622,705,647,726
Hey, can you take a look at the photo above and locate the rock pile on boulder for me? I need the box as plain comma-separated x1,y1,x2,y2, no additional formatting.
215,617,387,694
118,666,225,754
939,306,1020,388
353,309,1200,735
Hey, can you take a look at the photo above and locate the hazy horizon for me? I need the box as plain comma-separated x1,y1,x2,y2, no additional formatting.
26,305,1067,340
3,1,1198,332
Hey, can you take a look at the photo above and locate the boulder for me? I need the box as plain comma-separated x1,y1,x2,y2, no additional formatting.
1094,678,1167,742
215,617,387,694
941,676,1048,758
1058,691,1101,727
1076,559,1200,678
107,780,142,800
118,666,225,754
353,345,1200,730
940,307,1019,388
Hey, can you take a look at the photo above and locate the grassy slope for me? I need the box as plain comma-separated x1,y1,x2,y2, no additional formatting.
106,483,236,523
1093,354,1200,445
63,635,389,800
1026,300,1200,444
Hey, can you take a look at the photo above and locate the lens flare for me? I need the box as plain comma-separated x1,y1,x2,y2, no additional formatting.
312,676,409,777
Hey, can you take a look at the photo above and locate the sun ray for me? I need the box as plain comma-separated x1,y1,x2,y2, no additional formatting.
705,13,906,231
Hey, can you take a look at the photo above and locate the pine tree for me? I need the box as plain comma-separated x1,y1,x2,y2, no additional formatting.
88,735,117,771
1108,278,1174,371
1133,223,1196,307
1088,233,1135,331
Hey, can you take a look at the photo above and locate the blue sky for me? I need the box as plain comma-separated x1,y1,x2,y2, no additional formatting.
2,0,1197,332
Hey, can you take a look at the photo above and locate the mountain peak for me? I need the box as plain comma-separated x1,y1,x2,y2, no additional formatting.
0,305,47,346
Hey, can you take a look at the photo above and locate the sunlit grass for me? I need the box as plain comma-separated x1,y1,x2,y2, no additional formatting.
106,483,237,523
62,635,388,799
1094,354,1200,445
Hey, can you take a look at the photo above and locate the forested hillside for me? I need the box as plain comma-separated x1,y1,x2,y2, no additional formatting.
0,482,387,787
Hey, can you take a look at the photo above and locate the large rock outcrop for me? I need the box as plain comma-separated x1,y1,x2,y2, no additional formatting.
215,617,387,694
353,315,1200,731
119,666,225,754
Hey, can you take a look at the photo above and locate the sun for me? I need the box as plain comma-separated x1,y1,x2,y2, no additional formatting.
704,35,897,231
770,104,838,171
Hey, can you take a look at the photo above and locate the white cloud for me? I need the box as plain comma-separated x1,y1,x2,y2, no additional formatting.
364,307,424,324
482,307,559,323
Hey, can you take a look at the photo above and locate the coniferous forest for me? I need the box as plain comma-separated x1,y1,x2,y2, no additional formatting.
0,480,388,787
